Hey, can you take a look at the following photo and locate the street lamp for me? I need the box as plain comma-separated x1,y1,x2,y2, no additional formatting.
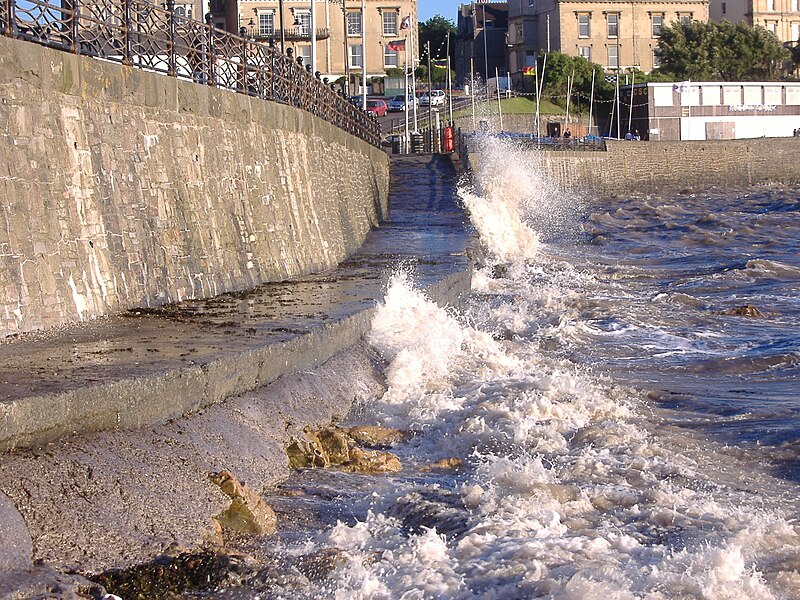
329,0,351,96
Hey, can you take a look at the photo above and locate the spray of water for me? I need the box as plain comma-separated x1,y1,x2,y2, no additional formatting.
313,138,800,599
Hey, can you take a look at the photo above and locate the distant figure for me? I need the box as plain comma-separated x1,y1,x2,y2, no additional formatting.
794,128,800,137
563,129,571,139
634,129,641,141
624,130,634,141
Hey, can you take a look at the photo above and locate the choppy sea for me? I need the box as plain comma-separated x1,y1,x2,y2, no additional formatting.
195,138,800,599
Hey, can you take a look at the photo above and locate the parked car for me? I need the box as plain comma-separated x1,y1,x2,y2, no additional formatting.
419,90,446,107
387,94,418,112
366,98,388,117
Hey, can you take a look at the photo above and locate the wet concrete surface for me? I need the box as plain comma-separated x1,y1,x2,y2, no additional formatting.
0,154,475,452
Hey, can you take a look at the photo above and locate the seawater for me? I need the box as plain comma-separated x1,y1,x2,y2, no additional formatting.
204,139,800,599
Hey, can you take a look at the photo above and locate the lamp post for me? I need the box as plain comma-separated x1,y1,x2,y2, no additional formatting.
279,0,286,53
329,0,351,95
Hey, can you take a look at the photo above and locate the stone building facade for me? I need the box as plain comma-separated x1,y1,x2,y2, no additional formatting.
237,0,418,82
507,0,709,75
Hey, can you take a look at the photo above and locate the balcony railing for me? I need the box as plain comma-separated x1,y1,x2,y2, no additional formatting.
0,0,380,147
253,27,330,42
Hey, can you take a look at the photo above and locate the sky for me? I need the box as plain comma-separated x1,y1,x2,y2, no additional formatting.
419,0,464,23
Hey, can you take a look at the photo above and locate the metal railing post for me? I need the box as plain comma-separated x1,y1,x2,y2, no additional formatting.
4,0,14,37
166,0,176,77
240,29,248,95
71,0,80,54
123,0,132,66
205,13,215,87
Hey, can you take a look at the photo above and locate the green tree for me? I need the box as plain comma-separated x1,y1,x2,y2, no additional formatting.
418,15,456,64
656,20,789,81
537,52,614,112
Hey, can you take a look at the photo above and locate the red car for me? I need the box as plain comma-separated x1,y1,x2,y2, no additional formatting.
366,98,388,117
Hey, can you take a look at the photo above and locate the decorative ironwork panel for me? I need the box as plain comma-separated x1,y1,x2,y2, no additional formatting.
211,31,242,92
12,0,74,51
128,3,171,74
75,0,126,59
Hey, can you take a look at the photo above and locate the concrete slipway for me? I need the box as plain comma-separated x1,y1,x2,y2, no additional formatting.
0,155,476,590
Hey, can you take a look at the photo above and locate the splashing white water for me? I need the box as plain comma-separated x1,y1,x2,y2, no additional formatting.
316,139,800,600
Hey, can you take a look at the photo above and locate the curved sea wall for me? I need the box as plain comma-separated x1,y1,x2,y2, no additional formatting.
0,36,390,337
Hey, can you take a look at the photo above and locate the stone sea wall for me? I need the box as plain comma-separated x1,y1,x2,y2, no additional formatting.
0,36,390,336
465,132,800,196
538,138,800,195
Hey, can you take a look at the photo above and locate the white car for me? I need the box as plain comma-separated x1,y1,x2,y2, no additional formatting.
419,90,446,107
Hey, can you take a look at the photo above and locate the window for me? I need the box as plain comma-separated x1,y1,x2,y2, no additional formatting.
296,12,311,36
608,45,618,68
764,86,782,104
723,85,741,105
652,48,661,68
786,86,800,105
528,0,536,6
347,11,362,36
579,46,591,61
793,0,799,12
258,12,275,37
384,46,399,67
578,14,590,37
296,45,312,64
743,86,762,104
766,21,777,34
652,14,663,37
767,0,776,11
679,13,692,24
722,2,727,14
792,22,800,41
525,50,537,66
383,11,397,36
701,86,721,105
654,86,673,106
607,13,619,38
349,44,363,68
173,4,193,19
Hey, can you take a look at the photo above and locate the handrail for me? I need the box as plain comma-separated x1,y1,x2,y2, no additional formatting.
0,0,380,147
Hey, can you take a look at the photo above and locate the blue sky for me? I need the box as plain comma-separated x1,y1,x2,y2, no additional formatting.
419,0,463,23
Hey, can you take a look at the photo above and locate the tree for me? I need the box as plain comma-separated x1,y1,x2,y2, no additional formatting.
537,52,614,112
656,20,789,81
418,15,456,64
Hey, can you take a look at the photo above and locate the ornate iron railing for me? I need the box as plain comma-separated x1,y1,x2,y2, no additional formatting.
0,0,380,147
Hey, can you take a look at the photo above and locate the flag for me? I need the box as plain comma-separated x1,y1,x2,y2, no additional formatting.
432,59,448,68
387,39,406,51
522,66,536,76
400,15,411,30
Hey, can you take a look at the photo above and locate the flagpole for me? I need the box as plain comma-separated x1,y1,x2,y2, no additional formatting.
310,0,316,73
588,68,595,137
404,42,410,153
411,20,418,132
361,0,366,110
496,67,503,131
615,72,621,138
565,67,574,128
470,57,476,130
627,70,635,136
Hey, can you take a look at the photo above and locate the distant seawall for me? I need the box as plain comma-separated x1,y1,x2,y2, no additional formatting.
0,36,390,336
465,133,800,195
